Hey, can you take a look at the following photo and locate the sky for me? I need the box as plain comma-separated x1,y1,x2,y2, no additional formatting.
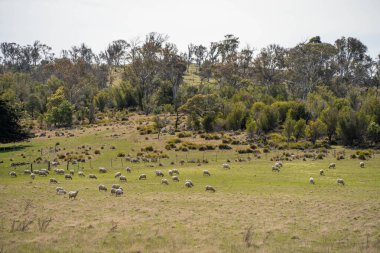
0,0,379,57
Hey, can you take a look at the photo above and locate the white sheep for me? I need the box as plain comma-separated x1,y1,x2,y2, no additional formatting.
172,176,179,182
205,185,215,192
360,162,365,168
203,170,211,176
168,170,173,176
50,178,58,184
185,181,193,188
161,178,169,185
139,174,147,180
65,174,72,180
309,177,315,184
172,169,179,175
70,169,75,175
68,190,79,199
185,179,194,187
98,184,107,192
56,187,64,193
275,161,283,167
40,169,49,174
78,171,85,177
30,173,35,180
119,175,127,182
99,167,107,173
329,163,336,169
9,171,17,177
57,189,66,195
114,172,122,178
222,164,230,169
89,174,97,179
112,184,120,189
115,188,123,197
110,188,116,195
39,170,48,176
155,170,164,177
337,178,345,186
272,166,280,172
126,167,132,173
24,170,31,174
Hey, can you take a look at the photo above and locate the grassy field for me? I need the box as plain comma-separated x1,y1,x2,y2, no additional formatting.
0,115,379,253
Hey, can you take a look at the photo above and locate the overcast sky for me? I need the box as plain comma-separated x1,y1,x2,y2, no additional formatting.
0,0,379,57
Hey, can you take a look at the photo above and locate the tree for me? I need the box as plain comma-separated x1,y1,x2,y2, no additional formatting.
320,106,338,143
153,115,168,139
246,119,257,139
337,109,369,145
283,115,296,142
294,119,306,141
306,120,326,145
46,100,74,127
0,99,29,143
26,94,41,118
367,121,380,144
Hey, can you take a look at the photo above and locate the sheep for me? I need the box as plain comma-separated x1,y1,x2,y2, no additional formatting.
34,170,40,175
360,162,365,168
50,178,58,184
56,187,64,193
337,178,345,186
161,179,169,185
309,177,315,184
40,169,49,174
65,174,72,180
24,170,31,174
168,170,173,176
78,171,85,177
205,185,216,192
185,181,193,188
70,169,75,175
222,164,230,170
9,171,17,177
112,184,120,189
98,184,107,192
99,167,107,173
119,175,127,182
51,161,59,167
114,172,122,178
115,188,123,197
185,179,194,187
30,173,35,180
203,170,211,176
172,176,179,182
329,163,336,169
39,170,48,176
155,170,164,177
89,174,97,179
272,166,280,172
139,174,147,180
320,169,325,176
172,169,179,175
126,167,132,173
57,189,66,195
68,190,79,199
110,188,116,195
275,161,283,167
55,169,65,175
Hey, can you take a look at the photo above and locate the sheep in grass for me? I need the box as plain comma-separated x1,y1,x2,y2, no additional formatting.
155,170,164,177
99,167,107,173
161,179,169,185
119,175,127,182
24,170,31,174
89,174,97,179
275,161,283,168
185,181,193,188
337,178,345,186
112,184,120,189
360,162,365,168
9,171,17,177
168,170,173,176
65,174,72,180
139,174,147,180
114,172,122,178
126,167,132,173
98,184,107,192
222,164,230,170
68,190,79,199
70,169,75,176
172,176,179,182
309,177,315,185
272,166,280,172
203,170,211,176
329,163,336,169
57,189,66,195
50,178,58,184
39,170,48,177
205,185,216,192
78,171,85,177
185,179,194,187
172,169,179,175
30,173,35,180
320,169,325,176
115,188,123,197
41,169,49,174
56,187,64,193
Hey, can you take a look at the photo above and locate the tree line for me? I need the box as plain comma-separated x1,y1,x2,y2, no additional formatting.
0,33,379,145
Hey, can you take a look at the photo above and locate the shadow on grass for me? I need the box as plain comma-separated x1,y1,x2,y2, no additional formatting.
0,145,32,153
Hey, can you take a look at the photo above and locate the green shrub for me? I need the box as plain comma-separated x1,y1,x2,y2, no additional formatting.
219,144,232,150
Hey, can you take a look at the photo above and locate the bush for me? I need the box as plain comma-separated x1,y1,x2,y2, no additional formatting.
177,132,192,138
94,150,101,155
358,154,366,160
263,148,270,153
237,148,254,154
219,144,232,150
143,146,154,152
117,152,125,157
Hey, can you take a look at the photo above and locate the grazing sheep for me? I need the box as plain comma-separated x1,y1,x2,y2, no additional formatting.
115,188,123,197
55,169,65,175
185,181,193,188
360,162,365,168
39,170,48,176
89,174,97,179
57,189,66,195
185,180,194,187
155,170,164,177
203,170,211,176
168,170,173,176
139,174,147,180
329,163,336,169
275,161,283,167
110,188,116,195
65,174,72,180
119,175,127,182
99,167,107,173
50,178,58,184
172,176,179,182
98,184,107,192
309,177,315,184
41,169,49,174
272,166,280,172
70,169,75,175
114,172,122,178
337,178,345,186
161,178,169,185
172,169,179,175
320,169,325,176
30,173,35,180
222,164,230,169
9,171,17,177
56,187,64,193
78,171,85,177
112,184,120,189
68,190,79,199
126,167,132,173
51,161,59,167
205,185,216,192
24,170,31,174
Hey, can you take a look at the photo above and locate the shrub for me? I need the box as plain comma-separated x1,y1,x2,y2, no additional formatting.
117,152,125,157
94,150,101,155
263,148,270,153
177,132,192,138
219,144,232,150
